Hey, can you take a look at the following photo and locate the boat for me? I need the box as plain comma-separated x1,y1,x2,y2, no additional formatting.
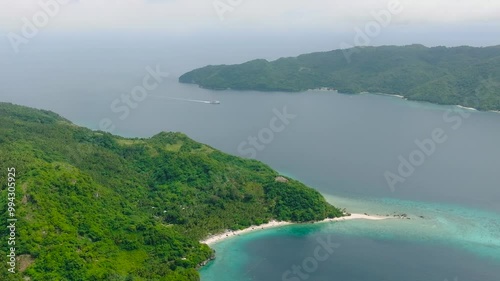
208,100,221,104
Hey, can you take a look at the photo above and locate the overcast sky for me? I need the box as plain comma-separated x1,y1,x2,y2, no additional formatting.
1,0,500,32
1,0,500,63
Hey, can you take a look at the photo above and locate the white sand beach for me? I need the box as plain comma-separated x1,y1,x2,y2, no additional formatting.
372,93,408,100
200,213,391,245
456,105,478,111
200,220,292,245
320,213,390,222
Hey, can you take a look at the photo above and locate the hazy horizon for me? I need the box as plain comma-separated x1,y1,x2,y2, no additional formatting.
2,0,500,71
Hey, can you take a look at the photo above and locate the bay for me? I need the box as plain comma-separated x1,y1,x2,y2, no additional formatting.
2,46,500,281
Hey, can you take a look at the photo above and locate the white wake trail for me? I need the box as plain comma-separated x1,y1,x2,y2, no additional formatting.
150,96,211,104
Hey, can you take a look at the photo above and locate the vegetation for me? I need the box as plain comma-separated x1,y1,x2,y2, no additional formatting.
0,102,342,281
179,44,500,111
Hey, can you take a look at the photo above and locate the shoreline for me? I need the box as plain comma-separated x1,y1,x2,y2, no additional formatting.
293,88,498,114
456,105,478,111
188,83,500,113
200,213,391,246
371,92,407,99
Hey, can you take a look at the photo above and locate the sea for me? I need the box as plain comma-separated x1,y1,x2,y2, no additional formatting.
1,38,499,281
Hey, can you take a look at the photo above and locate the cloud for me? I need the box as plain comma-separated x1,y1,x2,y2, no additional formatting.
1,0,499,32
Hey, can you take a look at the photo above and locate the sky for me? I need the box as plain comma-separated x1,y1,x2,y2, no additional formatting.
1,0,500,32
1,0,500,66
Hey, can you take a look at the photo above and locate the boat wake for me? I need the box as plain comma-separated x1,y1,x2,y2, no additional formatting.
151,96,220,104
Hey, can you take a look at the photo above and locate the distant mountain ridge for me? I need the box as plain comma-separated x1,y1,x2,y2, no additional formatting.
179,44,500,111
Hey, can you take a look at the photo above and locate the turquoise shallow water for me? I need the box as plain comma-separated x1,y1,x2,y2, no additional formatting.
325,195,500,260
200,195,500,281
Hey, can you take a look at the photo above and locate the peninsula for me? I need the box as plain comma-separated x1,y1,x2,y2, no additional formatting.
0,102,343,281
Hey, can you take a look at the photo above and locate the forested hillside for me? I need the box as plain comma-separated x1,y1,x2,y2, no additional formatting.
0,103,342,281
179,44,500,111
